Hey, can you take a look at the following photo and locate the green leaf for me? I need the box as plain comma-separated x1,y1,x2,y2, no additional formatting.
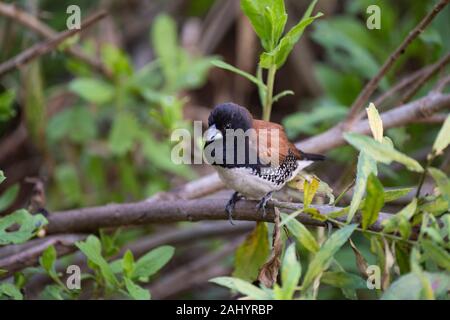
209,276,271,300
39,245,57,274
69,78,114,104
211,60,266,90
421,240,450,271
311,19,383,87
301,224,357,290
133,246,174,281
75,235,119,287
277,244,301,300
240,0,287,51
0,170,5,184
428,167,450,203
0,209,47,245
395,242,411,275
0,283,23,300
108,112,141,156
47,106,97,144
419,196,448,216
122,250,135,278
282,213,319,253
0,184,19,212
54,164,82,206
321,271,366,289
432,114,450,156
344,132,424,172
260,11,323,69
233,222,270,282
383,199,417,239
124,277,151,300
141,134,195,179
0,89,16,122
151,14,179,89
347,151,377,223
101,44,133,78
381,272,450,300
272,90,294,103
384,187,413,202
259,0,321,68
361,173,384,230
40,284,64,300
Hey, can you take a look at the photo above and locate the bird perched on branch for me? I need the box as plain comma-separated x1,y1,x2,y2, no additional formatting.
204,102,325,224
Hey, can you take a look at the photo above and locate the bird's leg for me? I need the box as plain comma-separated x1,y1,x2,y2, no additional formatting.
225,191,243,225
256,191,273,218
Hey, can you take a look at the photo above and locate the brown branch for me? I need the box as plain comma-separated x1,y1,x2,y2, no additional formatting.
0,10,107,77
345,0,450,124
45,197,393,235
298,92,450,153
0,234,87,279
434,74,450,92
0,3,112,78
373,53,450,109
398,53,450,105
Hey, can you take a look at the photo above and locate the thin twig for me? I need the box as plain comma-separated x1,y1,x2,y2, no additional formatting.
345,0,450,125
0,234,87,279
373,53,450,111
0,3,112,78
298,92,450,153
434,74,450,92
398,53,450,105
0,10,107,77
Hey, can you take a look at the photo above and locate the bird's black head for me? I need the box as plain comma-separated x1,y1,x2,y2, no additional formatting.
204,103,260,166
207,103,253,136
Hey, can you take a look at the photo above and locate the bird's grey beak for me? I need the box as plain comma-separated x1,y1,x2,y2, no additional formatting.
205,124,223,142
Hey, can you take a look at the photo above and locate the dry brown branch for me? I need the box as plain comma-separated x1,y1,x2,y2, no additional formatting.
345,0,450,124
398,53,450,105
45,197,394,235
298,92,450,153
435,74,450,92
0,3,112,78
0,234,87,279
0,10,107,77
374,53,450,109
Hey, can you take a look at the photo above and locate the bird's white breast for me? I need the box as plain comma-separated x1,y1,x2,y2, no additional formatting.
215,160,313,199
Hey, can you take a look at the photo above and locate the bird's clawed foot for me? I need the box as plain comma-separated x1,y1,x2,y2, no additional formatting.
256,192,273,219
225,192,243,225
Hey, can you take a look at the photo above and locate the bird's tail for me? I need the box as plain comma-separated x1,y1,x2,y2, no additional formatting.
303,152,326,161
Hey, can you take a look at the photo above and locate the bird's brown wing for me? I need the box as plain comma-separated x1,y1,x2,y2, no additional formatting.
252,119,304,165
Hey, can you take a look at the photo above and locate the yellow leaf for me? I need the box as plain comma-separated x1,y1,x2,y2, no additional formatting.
303,177,320,208
366,102,383,142
432,114,450,156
